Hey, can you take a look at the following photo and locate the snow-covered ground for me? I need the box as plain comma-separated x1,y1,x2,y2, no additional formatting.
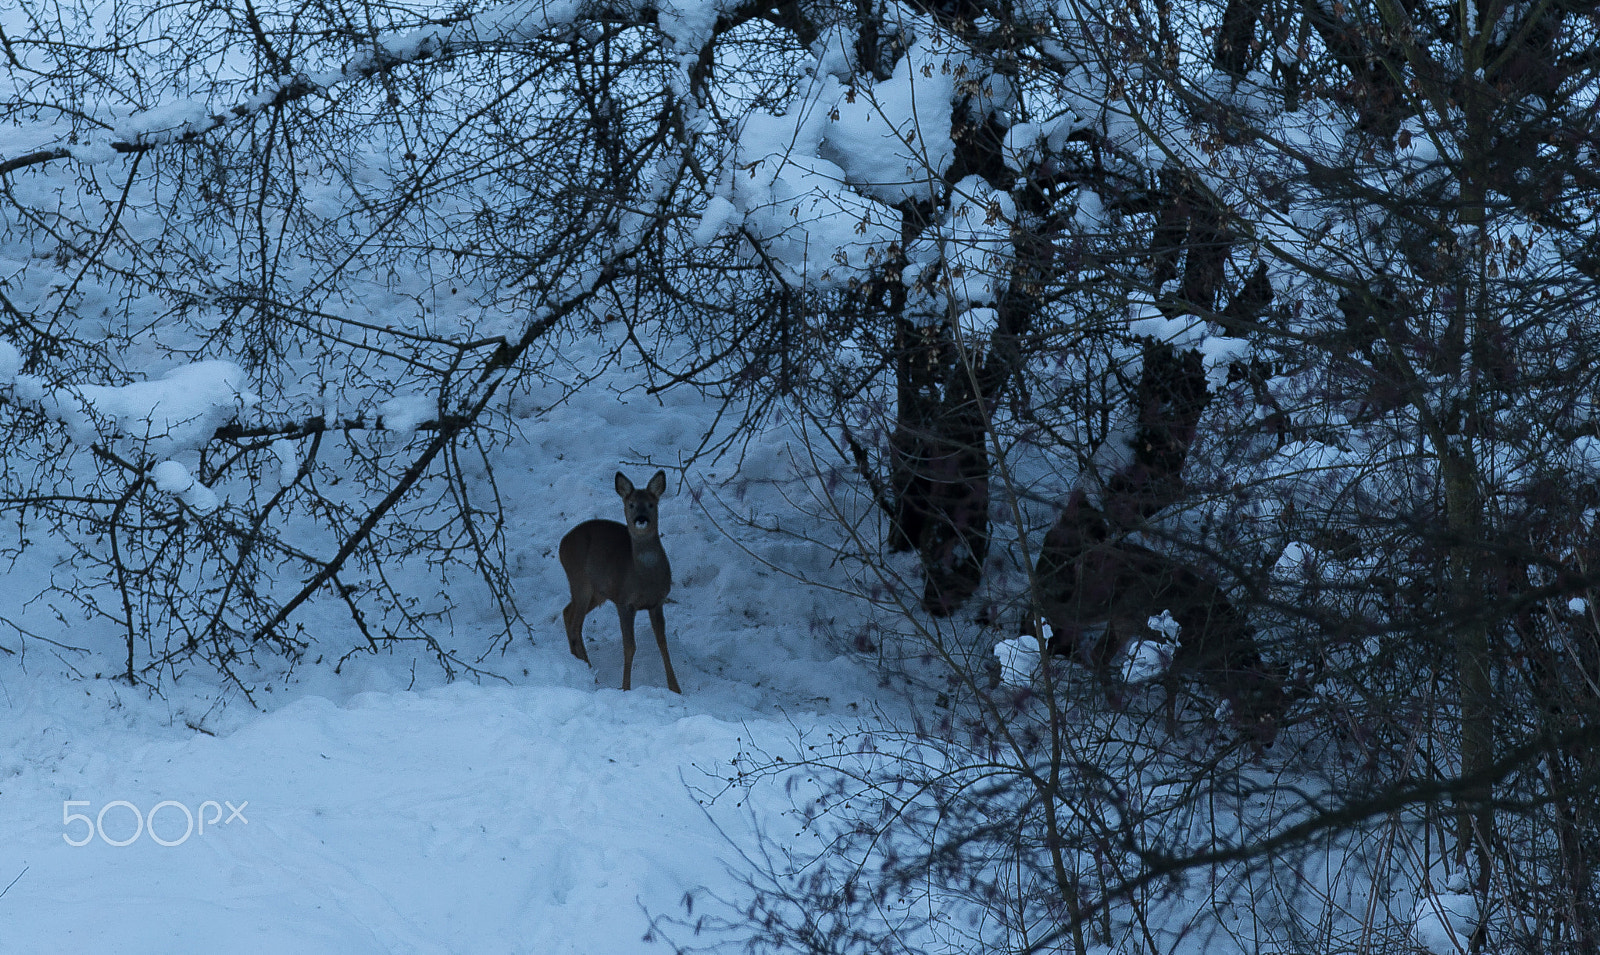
0,331,1465,955
0,5,1494,950
0,347,890,953
4,683,772,952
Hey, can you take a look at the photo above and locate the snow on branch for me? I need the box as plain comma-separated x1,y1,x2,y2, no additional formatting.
2,356,256,454
0,0,640,175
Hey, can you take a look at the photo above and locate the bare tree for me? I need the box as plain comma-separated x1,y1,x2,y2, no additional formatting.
5,0,1600,950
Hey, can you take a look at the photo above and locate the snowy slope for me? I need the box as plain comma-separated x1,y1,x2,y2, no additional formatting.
3,684,791,952
0,342,887,953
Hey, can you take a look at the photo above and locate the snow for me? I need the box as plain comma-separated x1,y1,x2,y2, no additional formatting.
1121,635,1171,684
1073,185,1107,230
1147,609,1181,640
1114,610,1177,684
0,2,1547,952
961,306,1000,335
817,32,965,205
653,0,737,50
1569,434,1600,477
150,460,220,514
10,360,255,453
1128,301,1205,348
116,99,217,141
994,634,1042,685
724,97,902,286
0,327,884,953
2,682,803,952
0,339,21,381
1127,304,1250,382
150,460,195,493
42,0,598,158
378,394,434,434
707,18,981,284
906,175,1018,308
271,439,300,486
673,17,988,288
691,195,739,246
1411,888,1478,954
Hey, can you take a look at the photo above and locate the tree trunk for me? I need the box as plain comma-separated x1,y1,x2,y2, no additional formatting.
890,315,990,616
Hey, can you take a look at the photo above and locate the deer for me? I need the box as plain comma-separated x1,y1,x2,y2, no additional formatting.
559,470,680,693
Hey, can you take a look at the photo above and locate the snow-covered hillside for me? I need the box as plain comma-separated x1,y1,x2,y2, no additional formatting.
6,0,1594,949
0,348,890,953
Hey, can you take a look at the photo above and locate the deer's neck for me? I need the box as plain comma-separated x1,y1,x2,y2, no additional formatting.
631,535,669,572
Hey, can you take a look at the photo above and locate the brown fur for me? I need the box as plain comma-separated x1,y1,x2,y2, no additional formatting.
560,471,679,693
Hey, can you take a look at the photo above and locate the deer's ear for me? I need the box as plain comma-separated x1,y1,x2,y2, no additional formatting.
615,472,634,498
648,470,667,497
